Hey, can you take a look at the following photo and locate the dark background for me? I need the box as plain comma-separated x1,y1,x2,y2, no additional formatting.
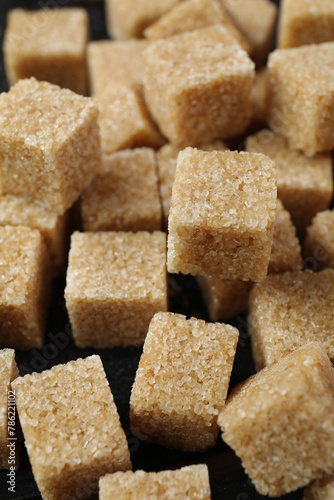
0,1,304,499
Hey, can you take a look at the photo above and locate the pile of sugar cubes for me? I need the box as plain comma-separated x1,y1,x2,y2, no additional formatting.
1,0,334,498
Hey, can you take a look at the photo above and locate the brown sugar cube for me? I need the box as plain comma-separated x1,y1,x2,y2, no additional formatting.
4,8,89,95
87,40,149,96
304,210,334,271
198,200,302,321
81,148,162,232
167,148,277,281
218,342,334,497
99,465,211,500
304,476,334,500
0,78,101,214
249,269,334,371
143,25,255,147
0,195,73,274
197,277,252,322
0,226,51,350
105,0,180,39
130,312,238,452
96,86,164,155
157,140,228,227
144,0,250,53
268,199,302,274
268,43,334,156
246,129,333,237
0,349,19,470
278,0,334,49
12,355,131,500
221,0,278,66
65,231,167,348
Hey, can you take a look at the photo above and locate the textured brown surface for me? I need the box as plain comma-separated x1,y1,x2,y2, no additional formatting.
0,349,19,470
4,8,89,95
87,39,149,96
249,269,334,370
130,312,238,452
268,43,334,156
143,25,255,147
65,231,167,348
144,0,250,54
12,355,131,500
96,86,164,155
304,476,334,500
156,141,228,227
0,78,101,214
167,148,277,281
82,148,162,232
278,0,334,49
221,0,277,66
304,210,334,271
250,69,268,130
219,342,334,497
246,129,333,236
105,0,180,39
99,465,211,499
0,195,72,274
0,226,51,350
198,200,301,321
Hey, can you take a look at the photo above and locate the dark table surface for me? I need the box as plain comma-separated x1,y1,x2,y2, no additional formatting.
0,1,304,499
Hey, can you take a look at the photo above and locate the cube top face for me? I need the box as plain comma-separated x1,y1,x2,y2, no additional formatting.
170,148,276,233
0,78,98,153
0,225,43,305
144,25,253,94
99,465,211,500
5,8,89,57
250,269,334,368
279,0,334,48
131,312,239,418
246,130,333,190
219,342,334,496
12,355,131,474
65,231,167,302
87,39,149,96
269,43,334,97
81,148,161,232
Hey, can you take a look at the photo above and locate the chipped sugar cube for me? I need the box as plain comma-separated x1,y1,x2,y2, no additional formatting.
304,210,334,271
304,476,334,500
0,226,51,350
0,349,19,470
99,465,211,500
278,0,334,49
143,25,255,147
81,148,162,232
0,78,101,214
130,312,238,452
156,141,228,228
249,269,334,370
87,39,149,96
4,8,89,95
144,0,250,54
96,86,164,155
246,129,333,237
218,342,334,497
105,0,180,39
65,231,167,348
268,43,334,156
198,200,302,321
12,355,131,500
0,195,73,274
221,0,277,66
167,148,277,281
